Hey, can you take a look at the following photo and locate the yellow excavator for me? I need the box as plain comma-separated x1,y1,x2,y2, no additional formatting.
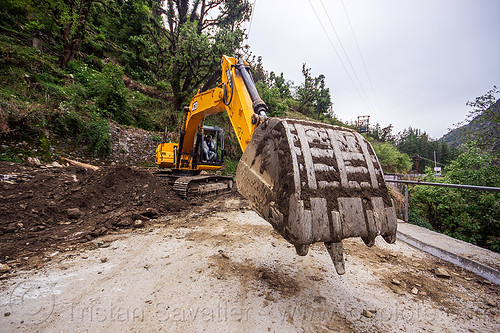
156,55,397,274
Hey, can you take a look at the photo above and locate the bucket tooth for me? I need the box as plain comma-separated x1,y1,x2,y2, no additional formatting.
383,233,396,244
236,118,398,274
362,236,376,247
325,241,345,275
294,244,310,256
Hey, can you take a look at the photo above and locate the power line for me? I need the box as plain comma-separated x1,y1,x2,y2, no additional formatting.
306,0,373,115
318,0,377,116
340,0,384,121
247,0,257,38
412,154,446,166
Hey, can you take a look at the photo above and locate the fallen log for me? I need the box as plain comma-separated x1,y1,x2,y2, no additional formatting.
61,158,100,171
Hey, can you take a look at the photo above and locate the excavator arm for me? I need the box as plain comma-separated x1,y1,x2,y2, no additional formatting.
156,55,267,172
156,55,397,274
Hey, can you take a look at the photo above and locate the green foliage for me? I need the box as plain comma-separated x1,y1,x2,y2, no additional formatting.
255,81,286,117
0,146,23,163
463,86,499,157
66,60,132,124
296,64,332,118
410,143,500,252
408,210,435,230
222,157,239,176
396,127,455,173
98,63,132,124
164,0,252,109
55,103,111,155
368,138,412,173
269,71,291,98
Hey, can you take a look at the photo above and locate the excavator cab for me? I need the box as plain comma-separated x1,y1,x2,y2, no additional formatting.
199,126,224,166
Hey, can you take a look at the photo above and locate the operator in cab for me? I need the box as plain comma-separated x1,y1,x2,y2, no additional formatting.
203,135,216,161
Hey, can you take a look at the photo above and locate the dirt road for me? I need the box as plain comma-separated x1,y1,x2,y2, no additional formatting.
1,194,498,332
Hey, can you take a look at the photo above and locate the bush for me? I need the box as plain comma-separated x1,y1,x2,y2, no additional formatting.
66,60,132,125
368,138,412,173
222,157,239,176
256,81,287,117
55,102,111,156
410,143,500,252
408,210,434,230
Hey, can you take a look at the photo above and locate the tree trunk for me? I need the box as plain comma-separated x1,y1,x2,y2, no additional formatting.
59,34,81,70
58,0,93,70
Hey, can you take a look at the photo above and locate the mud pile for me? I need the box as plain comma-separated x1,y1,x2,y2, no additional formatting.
0,161,189,268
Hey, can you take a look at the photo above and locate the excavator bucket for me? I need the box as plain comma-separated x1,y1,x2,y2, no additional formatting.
236,118,397,274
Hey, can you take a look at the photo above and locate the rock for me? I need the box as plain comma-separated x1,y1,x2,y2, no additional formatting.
264,292,276,302
140,208,159,219
434,267,451,279
313,296,326,303
486,300,497,307
307,275,323,281
46,161,63,168
27,157,41,166
33,225,46,232
218,250,229,259
4,312,10,317
116,219,133,227
0,263,11,273
67,208,82,219
391,279,402,286
91,227,108,237
100,257,108,263
133,219,145,228
362,309,374,318
411,287,419,295
92,240,111,248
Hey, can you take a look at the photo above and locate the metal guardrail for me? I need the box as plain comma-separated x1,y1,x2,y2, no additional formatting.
384,179,500,192
384,178,500,222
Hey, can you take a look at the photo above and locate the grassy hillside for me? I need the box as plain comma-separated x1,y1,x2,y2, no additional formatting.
0,34,178,162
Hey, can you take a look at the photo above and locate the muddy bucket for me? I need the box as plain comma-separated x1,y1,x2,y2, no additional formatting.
236,118,397,274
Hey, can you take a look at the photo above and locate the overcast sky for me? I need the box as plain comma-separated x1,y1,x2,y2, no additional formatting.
245,0,500,139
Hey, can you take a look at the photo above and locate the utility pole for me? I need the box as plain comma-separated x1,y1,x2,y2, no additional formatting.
434,151,442,176
356,115,370,133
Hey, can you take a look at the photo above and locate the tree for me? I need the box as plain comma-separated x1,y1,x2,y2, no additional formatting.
368,139,412,173
410,143,500,252
26,0,97,69
91,0,167,83
163,0,252,109
296,64,331,118
396,127,454,173
269,71,291,99
462,86,499,156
